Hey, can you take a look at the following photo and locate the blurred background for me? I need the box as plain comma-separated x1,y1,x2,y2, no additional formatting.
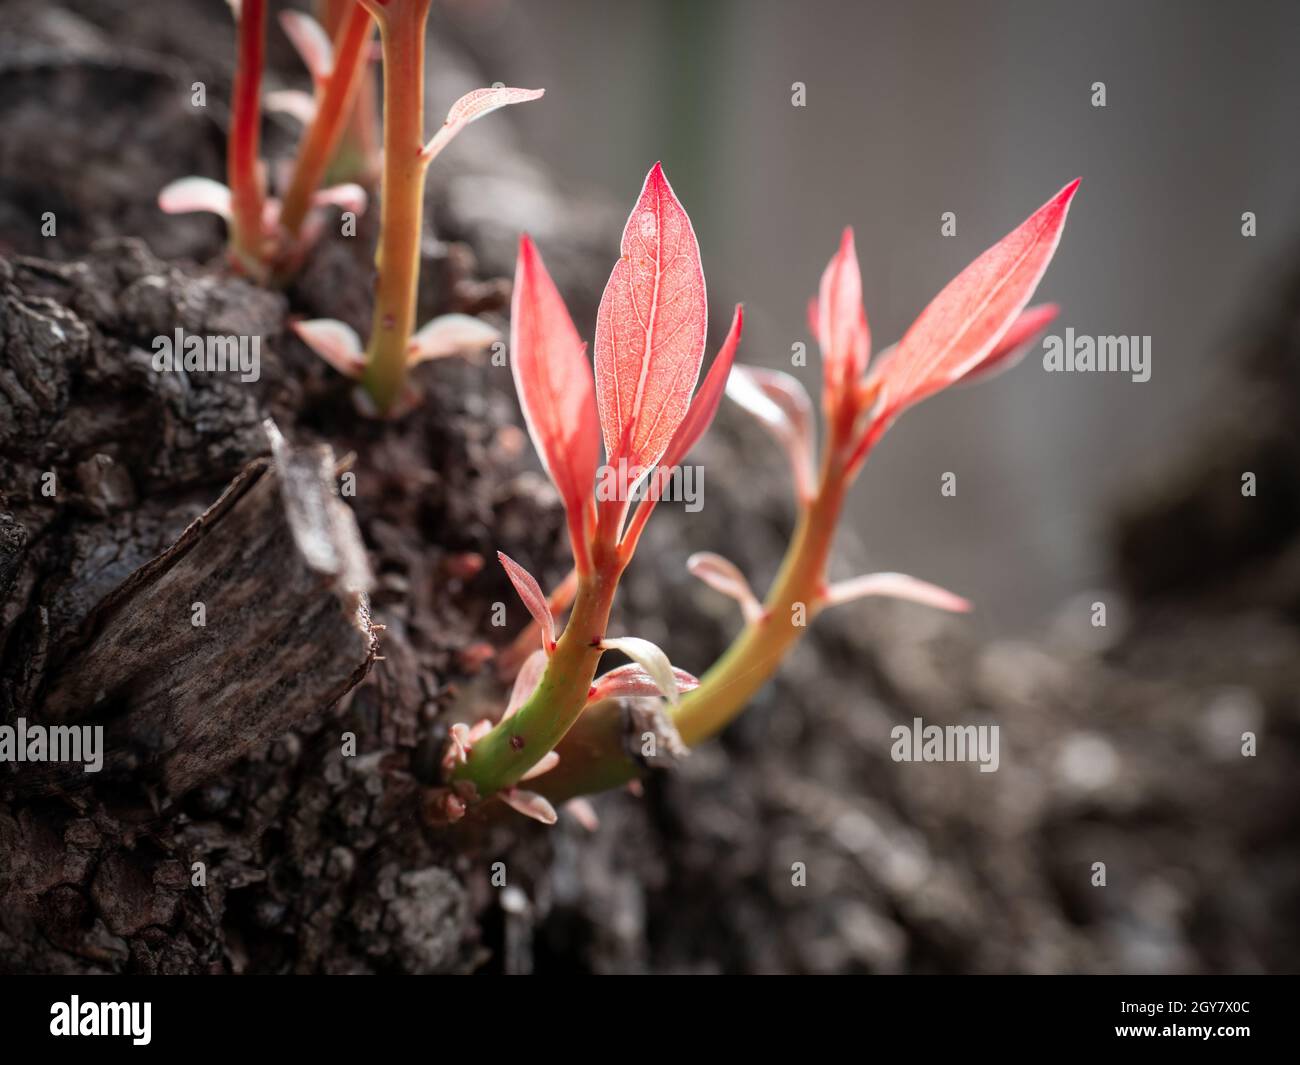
439,0,1300,631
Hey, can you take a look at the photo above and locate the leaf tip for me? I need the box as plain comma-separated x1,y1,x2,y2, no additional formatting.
1049,178,1082,216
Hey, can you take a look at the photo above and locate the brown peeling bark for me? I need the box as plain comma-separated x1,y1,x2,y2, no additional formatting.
22,426,376,798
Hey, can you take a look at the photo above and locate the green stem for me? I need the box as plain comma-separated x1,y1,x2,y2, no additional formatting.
536,453,850,805
454,554,624,799
673,469,845,745
361,0,432,415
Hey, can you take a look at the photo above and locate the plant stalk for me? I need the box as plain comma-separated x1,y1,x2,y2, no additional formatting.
228,0,268,277
454,552,625,798
321,0,382,186
277,2,375,242
673,466,846,745
536,449,852,804
361,0,433,415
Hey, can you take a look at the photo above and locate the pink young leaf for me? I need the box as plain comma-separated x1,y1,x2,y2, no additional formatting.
496,568,579,681
504,650,548,720
957,302,1059,387
407,314,500,365
445,86,546,124
564,797,600,832
594,162,708,473
510,236,601,537
599,636,682,704
817,226,871,395
519,750,560,782
498,551,557,654
291,318,365,379
725,364,817,501
687,552,763,624
499,787,558,825
422,87,545,161
440,717,492,772
311,182,368,215
265,89,318,126
443,722,474,771
280,10,333,83
875,179,1080,422
871,305,1060,395
588,663,700,704
158,177,232,220
806,295,821,345
822,572,972,613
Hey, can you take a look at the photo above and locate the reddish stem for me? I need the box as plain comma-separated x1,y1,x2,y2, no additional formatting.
277,3,375,243
228,0,268,277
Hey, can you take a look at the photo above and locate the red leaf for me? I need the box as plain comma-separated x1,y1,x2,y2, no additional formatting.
865,303,1058,395
874,179,1079,421
510,235,601,537
958,302,1058,386
618,306,742,554
589,663,700,704
594,162,707,472
658,304,743,471
598,636,683,703
817,227,870,397
497,551,556,655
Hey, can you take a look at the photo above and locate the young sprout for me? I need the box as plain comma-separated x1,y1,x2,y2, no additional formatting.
428,162,744,823
468,178,1080,821
159,0,371,281
159,1,541,409
292,0,544,415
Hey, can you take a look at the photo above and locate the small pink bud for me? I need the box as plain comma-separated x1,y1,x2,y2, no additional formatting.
458,641,495,674
445,551,485,580
564,798,599,832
